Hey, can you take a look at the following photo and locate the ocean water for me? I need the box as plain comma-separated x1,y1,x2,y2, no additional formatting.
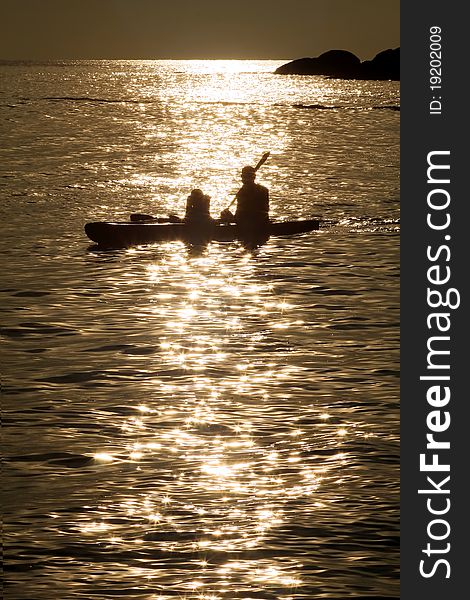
1,60,400,599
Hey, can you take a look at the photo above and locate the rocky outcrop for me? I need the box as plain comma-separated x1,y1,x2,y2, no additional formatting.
360,48,400,80
275,48,399,80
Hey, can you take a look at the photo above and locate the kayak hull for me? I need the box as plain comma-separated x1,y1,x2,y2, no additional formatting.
85,219,320,248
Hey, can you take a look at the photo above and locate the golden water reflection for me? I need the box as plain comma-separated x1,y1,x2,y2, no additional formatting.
84,243,365,596
3,59,399,598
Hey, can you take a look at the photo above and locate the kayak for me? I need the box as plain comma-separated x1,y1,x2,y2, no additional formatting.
85,219,320,247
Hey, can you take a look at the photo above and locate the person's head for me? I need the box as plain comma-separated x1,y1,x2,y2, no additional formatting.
241,165,256,184
189,188,204,199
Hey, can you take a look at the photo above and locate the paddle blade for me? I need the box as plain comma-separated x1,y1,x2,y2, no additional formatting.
254,151,270,171
130,213,156,222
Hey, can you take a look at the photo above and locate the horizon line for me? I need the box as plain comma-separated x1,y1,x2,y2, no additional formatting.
1,49,396,63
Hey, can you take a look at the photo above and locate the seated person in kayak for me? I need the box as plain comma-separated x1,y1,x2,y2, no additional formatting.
221,166,269,227
184,189,213,224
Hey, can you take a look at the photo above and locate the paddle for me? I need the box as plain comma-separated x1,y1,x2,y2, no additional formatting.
129,213,182,223
224,151,270,212
130,213,160,222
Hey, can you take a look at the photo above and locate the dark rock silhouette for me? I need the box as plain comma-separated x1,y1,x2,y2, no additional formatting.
360,48,400,80
275,48,400,80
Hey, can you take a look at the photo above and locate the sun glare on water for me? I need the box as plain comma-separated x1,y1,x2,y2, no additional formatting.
78,239,363,595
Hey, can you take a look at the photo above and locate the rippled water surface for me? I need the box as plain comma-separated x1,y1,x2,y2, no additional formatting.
1,60,400,599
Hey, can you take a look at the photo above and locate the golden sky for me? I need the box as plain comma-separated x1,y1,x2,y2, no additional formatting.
1,0,399,60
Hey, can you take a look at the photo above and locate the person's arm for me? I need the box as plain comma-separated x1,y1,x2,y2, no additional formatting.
259,186,269,217
185,197,192,219
234,188,242,216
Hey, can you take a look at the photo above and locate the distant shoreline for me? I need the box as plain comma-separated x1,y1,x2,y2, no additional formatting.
275,48,400,80
0,55,400,81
